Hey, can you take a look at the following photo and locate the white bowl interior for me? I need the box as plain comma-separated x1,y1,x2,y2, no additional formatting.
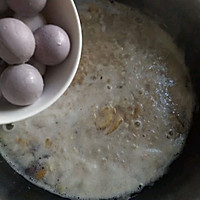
0,0,82,124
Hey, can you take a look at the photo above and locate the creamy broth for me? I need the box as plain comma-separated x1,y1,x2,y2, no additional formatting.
0,1,195,199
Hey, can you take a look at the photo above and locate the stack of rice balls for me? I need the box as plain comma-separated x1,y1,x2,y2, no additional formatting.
0,0,71,106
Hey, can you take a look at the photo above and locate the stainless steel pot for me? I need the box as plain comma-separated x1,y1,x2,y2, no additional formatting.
1,1,200,199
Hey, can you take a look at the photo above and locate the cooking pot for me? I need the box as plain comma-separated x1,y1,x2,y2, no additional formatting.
0,0,200,199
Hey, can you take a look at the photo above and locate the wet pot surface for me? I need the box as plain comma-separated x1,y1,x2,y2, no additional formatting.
1,1,200,200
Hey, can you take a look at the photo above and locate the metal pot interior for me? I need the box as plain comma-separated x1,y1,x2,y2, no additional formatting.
1,1,200,199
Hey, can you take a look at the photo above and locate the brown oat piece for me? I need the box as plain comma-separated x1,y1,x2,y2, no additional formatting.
95,106,115,130
35,168,46,180
107,114,123,135
45,138,52,148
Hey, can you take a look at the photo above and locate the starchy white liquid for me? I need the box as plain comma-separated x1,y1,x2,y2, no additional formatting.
0,1,195,199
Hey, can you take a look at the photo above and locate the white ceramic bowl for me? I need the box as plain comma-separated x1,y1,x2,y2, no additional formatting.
0,0,82,124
